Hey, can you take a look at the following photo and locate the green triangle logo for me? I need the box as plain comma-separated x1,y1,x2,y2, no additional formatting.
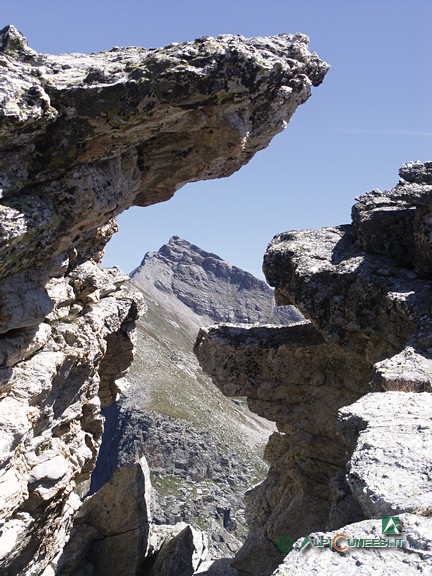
382,516,402,535
299,535,312,551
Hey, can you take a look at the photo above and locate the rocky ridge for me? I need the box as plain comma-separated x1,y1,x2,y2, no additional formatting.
131,236,302,328
195,161,432,575
0,25,328,575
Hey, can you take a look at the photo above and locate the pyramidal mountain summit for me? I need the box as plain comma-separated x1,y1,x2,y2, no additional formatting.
131,236,302,328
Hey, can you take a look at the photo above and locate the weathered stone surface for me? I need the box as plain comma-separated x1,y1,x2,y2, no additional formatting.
338,391,432,518
0,323,51,367
195,322,372,575
352,160,432,275
148,523,208,576
271,514,432,576
0,25,328,282
194,558,238,575
0,265,144,576
263,162,432,365
372,347,432,392
196,162,432,575
56,457,151,576
0,269,53,333
0,25,328,575
263,225,429,363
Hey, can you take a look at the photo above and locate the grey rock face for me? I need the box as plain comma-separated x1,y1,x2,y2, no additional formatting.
0,263,143,576
0,25,328,282
263,224,424,363
57,457,151,576
57,460,211,576
195,322,371,574
352,160,432,275
338,391,432,519
263,162,432,386
272,514,432,576
196,162,432,575
92,404,263,553
148,524,208,576
132,236,302,326
0,26,327,574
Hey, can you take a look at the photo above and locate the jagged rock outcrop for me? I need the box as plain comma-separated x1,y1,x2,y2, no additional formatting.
56,457,152,576
56,458,210,576
338,391,432,519
263,161,432,372
0,24,328,282
272,392,432,575
148,524,208,576
0,263,143,576
0,24,328,574
195,322,371,574
195,161,432,575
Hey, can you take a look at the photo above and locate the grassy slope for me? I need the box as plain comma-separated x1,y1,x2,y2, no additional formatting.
126,290,274,482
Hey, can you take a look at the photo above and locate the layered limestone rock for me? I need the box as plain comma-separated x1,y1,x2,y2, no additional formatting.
272,514,432,576
263,161,432,375
56,457,152,576
0,24,328,282
273,393,432,575
195,322,372,574
338,391,432,519
0,24,328,575
195,161,432,575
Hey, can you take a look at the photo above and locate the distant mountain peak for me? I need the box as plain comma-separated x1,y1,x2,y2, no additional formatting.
131,238,303,325
159,236,225,265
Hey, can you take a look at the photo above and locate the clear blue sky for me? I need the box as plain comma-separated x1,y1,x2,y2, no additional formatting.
3,1,431,278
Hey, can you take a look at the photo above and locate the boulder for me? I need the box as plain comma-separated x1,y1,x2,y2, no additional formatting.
272,514,432,576
57,457,151,576
148,523,208,576
338,391,432,518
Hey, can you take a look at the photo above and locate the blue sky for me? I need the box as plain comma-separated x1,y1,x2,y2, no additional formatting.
3,1,431,278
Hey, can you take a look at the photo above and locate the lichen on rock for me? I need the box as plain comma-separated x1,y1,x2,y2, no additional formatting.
0,25,329,575
0,24,328,281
